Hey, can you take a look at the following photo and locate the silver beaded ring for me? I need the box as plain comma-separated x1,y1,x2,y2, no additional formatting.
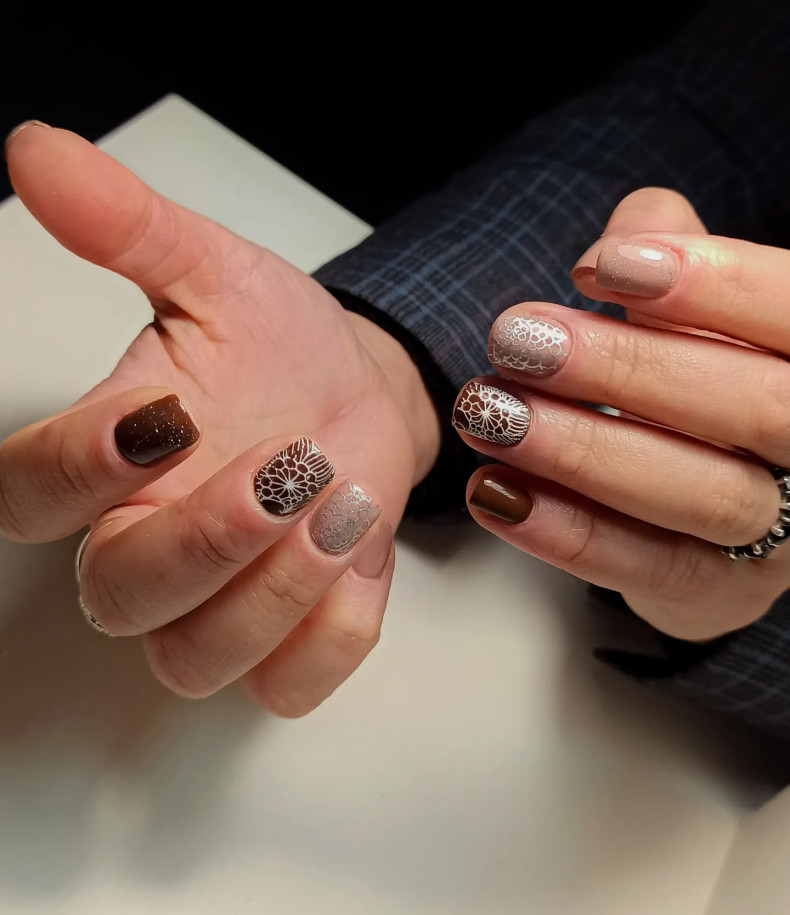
723,467,790,561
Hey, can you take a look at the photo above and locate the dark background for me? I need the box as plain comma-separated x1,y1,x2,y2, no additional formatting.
2,2,707,225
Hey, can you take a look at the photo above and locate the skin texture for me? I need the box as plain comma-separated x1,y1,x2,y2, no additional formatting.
0,124,439,717
459,187,790,642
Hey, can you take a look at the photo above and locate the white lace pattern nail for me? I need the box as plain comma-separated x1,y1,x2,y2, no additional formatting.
310,481,380,554
254,437,335,516
452,382,530,445
489,316,568,376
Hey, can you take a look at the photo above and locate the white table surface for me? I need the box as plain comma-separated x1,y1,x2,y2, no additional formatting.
1,95,788,915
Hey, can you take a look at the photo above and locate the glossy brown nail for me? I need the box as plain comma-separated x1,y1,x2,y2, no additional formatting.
470,475,533,524
254,437,334,517
595,238,679,298
114,394,200,466
489,315,569,377
453,381,530,445
310,481,381,555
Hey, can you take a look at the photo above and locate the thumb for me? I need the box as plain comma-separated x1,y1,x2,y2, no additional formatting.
571,187,707,300
5,121,251,317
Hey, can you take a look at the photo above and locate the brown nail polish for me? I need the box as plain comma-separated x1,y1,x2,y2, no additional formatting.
470,476,533,524
453,381,530,445
596,238,679,298
114,394,199,466
254,437,334,516
489,315,569,377
310,481,381,555
352,522,393,578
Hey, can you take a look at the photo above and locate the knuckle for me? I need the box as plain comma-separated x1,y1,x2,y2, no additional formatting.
650,541,714,604
322,612,381,661
144,630,217,699
181,507,244,575
688,467,767,542
547,413,599,486
751,367,790,458
546,506,599,574
595,327,644,404
258,564,317,617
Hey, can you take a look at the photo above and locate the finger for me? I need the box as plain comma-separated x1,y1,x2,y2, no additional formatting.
571,230,790,353
452,379,779,546
5,121,256,317
80,437,336,635
487,303,790,466
571,187,707,280
142,480,384,698
466,468,784,641
244,524,394,717
0,388,199,543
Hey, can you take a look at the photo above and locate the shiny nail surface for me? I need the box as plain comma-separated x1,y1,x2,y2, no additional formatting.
489,315,569,376
596,238,679,298
352,522,393,578
453,381,530,445
310,481,381,555
254,437,334,516
114,394,199,466
470,475,533,524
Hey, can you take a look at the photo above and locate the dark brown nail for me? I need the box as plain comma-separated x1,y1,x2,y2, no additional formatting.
469,475,533,524
254,437,335,516
114,394,200,466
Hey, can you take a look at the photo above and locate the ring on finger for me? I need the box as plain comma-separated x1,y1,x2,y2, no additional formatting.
723,467,790,561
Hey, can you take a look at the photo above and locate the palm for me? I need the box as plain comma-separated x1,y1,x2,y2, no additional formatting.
9,127,418,528
95,243,415,523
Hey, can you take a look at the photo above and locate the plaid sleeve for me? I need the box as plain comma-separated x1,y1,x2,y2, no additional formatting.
315,0,790,741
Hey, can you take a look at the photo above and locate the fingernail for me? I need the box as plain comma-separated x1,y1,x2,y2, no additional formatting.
114,394,200,466
310,481,381,555
254,437,335,516
489,315,569,377
452,381,530,445
352,522,393,578
595,237,679,298
570,236,605,282
470,475,534,524
6,120,51,148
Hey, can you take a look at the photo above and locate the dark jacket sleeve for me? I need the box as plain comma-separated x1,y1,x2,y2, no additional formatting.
313,0,790,741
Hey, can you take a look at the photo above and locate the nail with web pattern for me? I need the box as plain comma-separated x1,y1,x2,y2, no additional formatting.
452,382,530,445
254,438,335,516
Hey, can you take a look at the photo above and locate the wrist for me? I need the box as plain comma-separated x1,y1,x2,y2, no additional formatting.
347,312,441,487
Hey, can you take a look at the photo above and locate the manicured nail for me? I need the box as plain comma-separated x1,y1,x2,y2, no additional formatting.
254,437,334,516
470,475,534,524
6,120,51,148
352,522,393,578
489,315,569,376
310,481,381,555
114,394,200,466
595,238,679,298
452,381,530,445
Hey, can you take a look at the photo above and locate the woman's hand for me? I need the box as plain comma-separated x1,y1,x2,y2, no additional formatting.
454,187,790,642
0,123,440,715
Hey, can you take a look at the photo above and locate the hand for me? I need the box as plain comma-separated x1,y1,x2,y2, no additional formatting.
0,123,439,714
453,187,790,642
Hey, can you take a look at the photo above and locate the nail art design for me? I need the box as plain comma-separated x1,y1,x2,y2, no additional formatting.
453,382,530,445
489,316,568,376
254,437,334,516
114,394,200,466
310,481,380,555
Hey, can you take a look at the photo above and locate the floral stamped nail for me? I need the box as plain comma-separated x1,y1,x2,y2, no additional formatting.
310,481,381,555
489,316,568,376
254,437,335,516
452,382,530,445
